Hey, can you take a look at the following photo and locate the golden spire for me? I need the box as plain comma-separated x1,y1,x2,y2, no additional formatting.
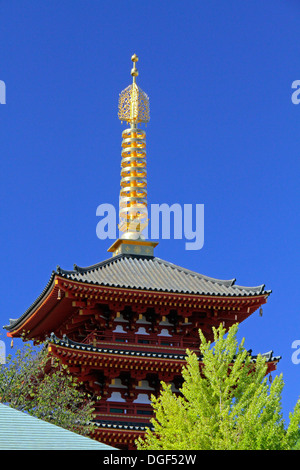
108,55,157,257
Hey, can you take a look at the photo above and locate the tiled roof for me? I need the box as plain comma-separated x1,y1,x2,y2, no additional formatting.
0,403,116,450
3,253,271,334
48,333,187,360
48,334,281,365
57,254,271,297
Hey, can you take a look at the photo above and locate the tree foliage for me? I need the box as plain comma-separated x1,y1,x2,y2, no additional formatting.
137,323,300,450
0,340,96,437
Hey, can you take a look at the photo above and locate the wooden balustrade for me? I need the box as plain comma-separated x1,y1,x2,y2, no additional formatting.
82,330,199,351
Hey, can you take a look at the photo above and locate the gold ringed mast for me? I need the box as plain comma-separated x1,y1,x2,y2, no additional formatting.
109,54,157,257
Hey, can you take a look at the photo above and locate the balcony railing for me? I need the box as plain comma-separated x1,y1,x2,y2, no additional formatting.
81,330,199,352
95,401,154,418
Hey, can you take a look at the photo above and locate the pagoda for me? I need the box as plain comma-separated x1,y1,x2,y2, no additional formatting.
4,55,280,450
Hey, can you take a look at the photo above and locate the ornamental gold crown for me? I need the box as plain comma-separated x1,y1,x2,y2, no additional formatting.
118,54,150,124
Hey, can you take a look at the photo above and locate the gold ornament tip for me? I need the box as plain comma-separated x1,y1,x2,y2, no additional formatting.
131,54,139,78
118,53,150,123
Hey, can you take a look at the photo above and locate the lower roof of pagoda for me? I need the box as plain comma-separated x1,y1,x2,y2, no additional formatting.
47,333,281,372
93,419,152,434
92,420,152,449
48,333,189,361
4,253,271,338
93,419,153,431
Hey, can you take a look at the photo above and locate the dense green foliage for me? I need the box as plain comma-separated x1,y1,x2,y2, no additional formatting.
0,341,95,436
137,324,300,450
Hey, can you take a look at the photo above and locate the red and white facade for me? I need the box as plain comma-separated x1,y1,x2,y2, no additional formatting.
5,252,279,449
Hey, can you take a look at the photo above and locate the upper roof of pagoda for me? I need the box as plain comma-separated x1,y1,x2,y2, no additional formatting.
56,253,270,297
4,252,271,338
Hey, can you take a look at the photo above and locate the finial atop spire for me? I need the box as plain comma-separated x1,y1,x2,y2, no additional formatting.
118,54,150,124
131,54,139,82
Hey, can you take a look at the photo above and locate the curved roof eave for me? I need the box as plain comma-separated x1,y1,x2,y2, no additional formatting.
3,254,272,334
3,271,56,333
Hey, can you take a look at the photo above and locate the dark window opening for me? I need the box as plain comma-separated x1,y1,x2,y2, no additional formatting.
110,408,124,414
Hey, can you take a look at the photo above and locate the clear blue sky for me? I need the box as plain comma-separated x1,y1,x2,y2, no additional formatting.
0,1,299,422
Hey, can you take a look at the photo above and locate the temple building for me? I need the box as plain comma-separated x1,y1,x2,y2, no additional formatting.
4,55,280,450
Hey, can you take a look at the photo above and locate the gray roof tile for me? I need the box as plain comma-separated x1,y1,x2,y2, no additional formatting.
57,254,270,297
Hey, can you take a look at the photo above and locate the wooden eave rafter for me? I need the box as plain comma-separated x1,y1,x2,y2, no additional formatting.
91,427,145,450
56,276,269,308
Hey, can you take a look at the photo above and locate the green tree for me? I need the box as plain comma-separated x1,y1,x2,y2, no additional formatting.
137,323,300,450
0,340,96,437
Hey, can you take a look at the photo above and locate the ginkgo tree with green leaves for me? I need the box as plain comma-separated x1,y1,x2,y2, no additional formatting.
137,323,300,450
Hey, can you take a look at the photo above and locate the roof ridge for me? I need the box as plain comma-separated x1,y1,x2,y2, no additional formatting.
151,258,270,293
152,257,237,286
56,253,154,275
57,254,238,287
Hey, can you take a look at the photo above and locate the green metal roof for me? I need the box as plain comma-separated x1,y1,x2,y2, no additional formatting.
0,403,116,450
